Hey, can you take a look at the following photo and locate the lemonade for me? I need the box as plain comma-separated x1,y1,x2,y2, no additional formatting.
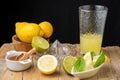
80,33,102,54
79,5,108,54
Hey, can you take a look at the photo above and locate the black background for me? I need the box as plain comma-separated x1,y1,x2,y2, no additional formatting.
0,0,120,47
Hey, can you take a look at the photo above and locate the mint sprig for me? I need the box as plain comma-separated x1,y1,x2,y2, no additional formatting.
90,51,95,60
93,51,105,68
73,57,85,72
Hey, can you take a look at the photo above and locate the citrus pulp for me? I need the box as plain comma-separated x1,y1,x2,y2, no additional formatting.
31,36,49,52
62,56,77,74
37,55,58,75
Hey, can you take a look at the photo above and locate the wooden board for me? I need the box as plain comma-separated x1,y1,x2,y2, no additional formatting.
0,43,120,80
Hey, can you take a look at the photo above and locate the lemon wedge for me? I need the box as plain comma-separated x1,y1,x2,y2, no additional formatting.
83,52,93,70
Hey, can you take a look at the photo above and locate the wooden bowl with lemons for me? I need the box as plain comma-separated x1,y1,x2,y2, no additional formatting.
12,35,32,52
12,21,53,52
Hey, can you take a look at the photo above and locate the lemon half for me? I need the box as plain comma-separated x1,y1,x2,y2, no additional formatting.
37,55,58,75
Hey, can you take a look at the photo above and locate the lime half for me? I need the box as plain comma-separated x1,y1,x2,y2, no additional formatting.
32,36,49,52
62,56,77,74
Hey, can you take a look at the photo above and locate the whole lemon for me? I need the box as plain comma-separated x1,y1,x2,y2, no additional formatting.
39,21,53,38
15,22,28,34
15,22,40,43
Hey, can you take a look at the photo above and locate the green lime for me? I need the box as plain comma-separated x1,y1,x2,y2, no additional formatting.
31,36,49,52
62,56,77,74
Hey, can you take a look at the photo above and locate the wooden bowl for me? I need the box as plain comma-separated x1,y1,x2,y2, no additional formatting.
12,35,50,52
12,35,32,52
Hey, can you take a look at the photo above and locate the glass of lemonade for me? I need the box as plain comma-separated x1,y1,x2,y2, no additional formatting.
79,5,108,54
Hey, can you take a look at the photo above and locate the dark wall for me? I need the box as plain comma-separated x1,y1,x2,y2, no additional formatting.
0,0,120,47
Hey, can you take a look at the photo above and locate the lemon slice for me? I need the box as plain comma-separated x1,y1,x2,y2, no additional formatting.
37,55,58,75
93,53,109,64
93,55,100,64
83,52,93,70
104,55,109,63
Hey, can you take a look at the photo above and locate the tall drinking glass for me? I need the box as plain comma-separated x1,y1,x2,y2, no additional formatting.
79,5,108,54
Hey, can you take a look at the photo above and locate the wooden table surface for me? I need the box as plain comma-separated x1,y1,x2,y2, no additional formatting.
0,43,120,80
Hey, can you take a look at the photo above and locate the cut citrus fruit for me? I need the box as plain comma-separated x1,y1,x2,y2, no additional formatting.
104,55,109,63
83,52,94,70
93,52,109,64
37,55,58,75
62,56,77,74
31,36,49,52
93,55,100,64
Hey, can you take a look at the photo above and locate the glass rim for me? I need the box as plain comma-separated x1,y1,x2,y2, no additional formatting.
79,5,108,11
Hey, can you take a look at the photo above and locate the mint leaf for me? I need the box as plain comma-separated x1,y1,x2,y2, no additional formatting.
90,51,95,60
93,51,105,68
73,57,85,72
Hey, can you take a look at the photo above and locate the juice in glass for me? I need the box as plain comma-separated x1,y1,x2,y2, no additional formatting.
79,5,108,54
80,33,102,54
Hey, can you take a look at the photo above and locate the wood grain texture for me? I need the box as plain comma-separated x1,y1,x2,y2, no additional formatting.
0,43,120,80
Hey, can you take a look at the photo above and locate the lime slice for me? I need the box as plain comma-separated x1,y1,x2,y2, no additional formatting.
62,56,77,74
31,36,49,52
93,51,105,68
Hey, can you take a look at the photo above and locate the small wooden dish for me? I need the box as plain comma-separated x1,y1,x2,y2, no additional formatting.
12,35,32,52
12,35,50,52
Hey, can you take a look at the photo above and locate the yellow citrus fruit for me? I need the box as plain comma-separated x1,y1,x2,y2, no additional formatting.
93,55,109,63
37,55,58,75
15,22,28,35
15,22,40,43
83,52,93,70
105,56,109,63
39,21,53,38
